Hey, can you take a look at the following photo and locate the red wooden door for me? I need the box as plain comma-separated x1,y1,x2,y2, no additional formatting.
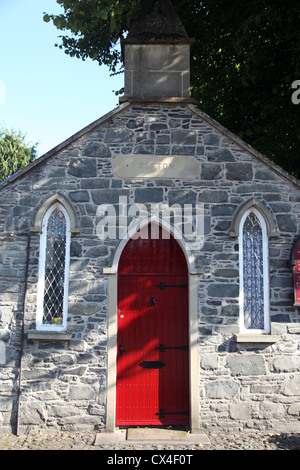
116,225,189,426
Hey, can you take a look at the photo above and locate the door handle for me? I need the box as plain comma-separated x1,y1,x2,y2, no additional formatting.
119,344,127,356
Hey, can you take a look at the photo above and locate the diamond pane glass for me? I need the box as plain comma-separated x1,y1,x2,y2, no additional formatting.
43,208,66,325
243,212,264,329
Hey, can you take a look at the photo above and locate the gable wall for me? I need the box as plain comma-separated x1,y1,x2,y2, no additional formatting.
0,103,300,433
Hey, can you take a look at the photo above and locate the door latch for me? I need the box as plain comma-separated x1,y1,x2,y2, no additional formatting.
150,296,156,306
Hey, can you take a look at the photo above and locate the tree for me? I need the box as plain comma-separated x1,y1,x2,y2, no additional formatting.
0,128,38,182
43,0,137,74
43,0,300,177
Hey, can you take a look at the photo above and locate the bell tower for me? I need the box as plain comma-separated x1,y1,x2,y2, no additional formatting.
120,0,195,103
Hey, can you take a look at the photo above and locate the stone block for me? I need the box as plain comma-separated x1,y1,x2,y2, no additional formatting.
22,369,57,380
207,284,239,298
69,190,90,202
214,269,239,278
20,403,47,425
229,403,252,420
134,188,163,203
272,356,300,373
150,123,167,131
91,189,130,205
205,380,239,399
83,142,111,157
288,403,300,416
85,245,109,258
277,214,297,232
255,169,277,180
68,158,97,177
171,130,197,145
168,189,197,206
198,190,228,203
156,135,170,144
270,277,292,288
201,163,222,180
70,241,82,257
207,148,235,162
259,402,285,419
171,145,195,155
281,375,300,396
69,302,102,316
81,179,110,189
201,354,218,370
226,163,253,181
134,144,155,154
126,118,144,129
203,133,221,146
104,128,133,144
211,204,237,216
226,355,266,376
69,385,96,400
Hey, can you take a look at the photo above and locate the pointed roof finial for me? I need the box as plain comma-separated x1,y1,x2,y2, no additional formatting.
126,0,189,41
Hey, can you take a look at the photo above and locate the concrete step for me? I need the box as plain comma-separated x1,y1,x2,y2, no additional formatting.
94,428,210,446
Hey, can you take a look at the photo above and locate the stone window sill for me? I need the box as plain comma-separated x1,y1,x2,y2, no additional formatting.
234,334,279,344
27,331,72,341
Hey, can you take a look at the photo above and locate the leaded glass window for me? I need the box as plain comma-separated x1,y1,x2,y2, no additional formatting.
239,208,270,333
37,203,70,330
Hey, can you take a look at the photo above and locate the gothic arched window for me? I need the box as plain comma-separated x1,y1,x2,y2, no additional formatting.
239,208,270,334
37,203,71,331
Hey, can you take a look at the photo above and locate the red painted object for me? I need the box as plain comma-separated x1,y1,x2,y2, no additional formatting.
293,238,300,305
116,225,189,426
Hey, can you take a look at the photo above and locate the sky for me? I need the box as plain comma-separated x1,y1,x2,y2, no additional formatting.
0,0,124,156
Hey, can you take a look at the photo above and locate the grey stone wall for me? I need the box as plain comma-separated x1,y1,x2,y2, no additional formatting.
199,323,300,432
0,102,300,433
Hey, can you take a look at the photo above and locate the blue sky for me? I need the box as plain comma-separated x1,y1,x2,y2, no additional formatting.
0,0,123,156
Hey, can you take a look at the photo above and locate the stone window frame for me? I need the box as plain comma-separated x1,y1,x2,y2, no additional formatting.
230,199,279,343
229,198,279,239
29,194,80,339
30,193,80,235
238,207,270,335
36,202,71,332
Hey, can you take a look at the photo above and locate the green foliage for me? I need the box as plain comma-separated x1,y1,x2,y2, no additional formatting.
43,0,142,73
0,128,38,182
181,0,300,178
44,0,300,178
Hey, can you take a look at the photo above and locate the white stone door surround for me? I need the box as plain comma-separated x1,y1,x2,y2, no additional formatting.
104,218,200,433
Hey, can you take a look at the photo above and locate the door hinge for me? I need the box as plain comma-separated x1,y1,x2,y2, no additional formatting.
139,361,166,369
157,343,188,353
156,282,187,290
155,409,189,418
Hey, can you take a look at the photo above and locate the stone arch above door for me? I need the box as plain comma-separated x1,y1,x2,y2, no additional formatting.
103,215,197,275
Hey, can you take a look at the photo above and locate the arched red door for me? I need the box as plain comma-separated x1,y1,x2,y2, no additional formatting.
116,224,189,426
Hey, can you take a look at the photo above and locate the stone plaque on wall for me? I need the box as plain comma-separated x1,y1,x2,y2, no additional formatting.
113,154,200,179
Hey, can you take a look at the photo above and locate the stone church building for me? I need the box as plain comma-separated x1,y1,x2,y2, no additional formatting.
1,0,300,434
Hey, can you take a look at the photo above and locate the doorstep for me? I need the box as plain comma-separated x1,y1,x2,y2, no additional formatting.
94,428,210,446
